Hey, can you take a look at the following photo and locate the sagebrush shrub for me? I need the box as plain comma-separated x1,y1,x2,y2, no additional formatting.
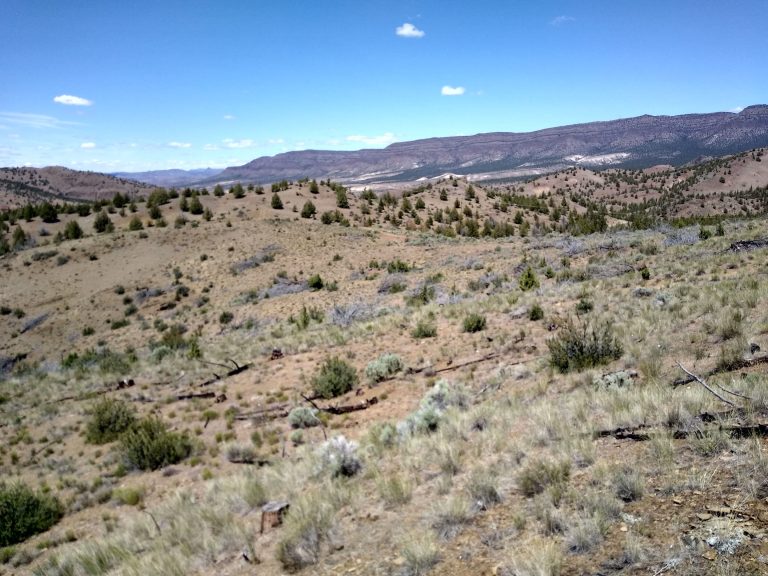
85,398,136,444
120,417,193,470
317,435,361,478
547,318,623,373
312,357,358,399
0,482,64,546
288,406,321,429
365,353,404,384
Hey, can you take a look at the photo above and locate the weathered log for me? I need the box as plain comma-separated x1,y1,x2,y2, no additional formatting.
673,355,768,387
176,391,216,401
300,393,378,415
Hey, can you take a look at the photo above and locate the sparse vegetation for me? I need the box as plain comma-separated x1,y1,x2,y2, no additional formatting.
0,483,64,546
119,416,193,471
312,357,359,399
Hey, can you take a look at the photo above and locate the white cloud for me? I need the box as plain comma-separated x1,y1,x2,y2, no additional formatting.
550,15,575,26
396,22,425,38
441,86,465,96
222,138,256,149
203,143,219,151
80,142,96,149
345,132,397,146
223,114,236,120
53,94,93,106
0,112,78,129
729,106,744,113
168,141,192,148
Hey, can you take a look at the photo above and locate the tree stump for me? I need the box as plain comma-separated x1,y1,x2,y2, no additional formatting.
260,500,289,533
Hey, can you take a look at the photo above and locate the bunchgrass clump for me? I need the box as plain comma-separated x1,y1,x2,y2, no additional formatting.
411,319,437,339
462,312,487,333
518,459,571,498
547,318,623,373
401,532,439,576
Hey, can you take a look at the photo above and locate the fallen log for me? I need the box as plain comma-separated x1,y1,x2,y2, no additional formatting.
300,393,379,415
672,355,768,387
176,391,217,401
728,238,768,252
406,353,502,378
199,362,251,387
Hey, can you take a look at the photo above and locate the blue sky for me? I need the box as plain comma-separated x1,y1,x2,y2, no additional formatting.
1,0,765,172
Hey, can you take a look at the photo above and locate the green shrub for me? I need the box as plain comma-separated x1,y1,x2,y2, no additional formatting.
365,353,404,383
529,303,544,321
387,259,411,273
120,417,193,471
63,220,83,240
93,210,113,233
271,193,283,209
307,274,324,290
85,398,136,444
547,319,623,373
519,266,539,291
0,483,64,546
575,298,593,315
128,216,143,231
312,357,358,399
462,313,487,333
219,311,234,324
300,201,316,219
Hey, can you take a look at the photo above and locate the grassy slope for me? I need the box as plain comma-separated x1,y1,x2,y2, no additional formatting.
1,173,768,575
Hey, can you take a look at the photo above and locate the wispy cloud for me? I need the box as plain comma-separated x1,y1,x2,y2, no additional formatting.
222,138,256,149
550,15,575,26
346,132,397,146
168,141,192,148
0,112,78,129
396,22,425,38
441,85,465,96
80,142,96,149
223,114,236,120
53,94,93,106
203,143,219,151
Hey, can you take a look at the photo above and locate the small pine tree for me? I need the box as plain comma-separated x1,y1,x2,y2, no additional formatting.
64,220,84,239
301,200,317,219
93,210,113,233
519,266,539,291
189,195,203,215
336,188,349,209
271,193,283,209
213,184,224,197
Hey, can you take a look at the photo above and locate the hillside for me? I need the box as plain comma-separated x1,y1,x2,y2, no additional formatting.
2,176,768,575
111,168,222,188
0,167,153,208
208,105,768,185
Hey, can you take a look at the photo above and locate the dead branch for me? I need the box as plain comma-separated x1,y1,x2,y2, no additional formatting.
673,355,768,387
198,362,251,387
676,362,735,407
